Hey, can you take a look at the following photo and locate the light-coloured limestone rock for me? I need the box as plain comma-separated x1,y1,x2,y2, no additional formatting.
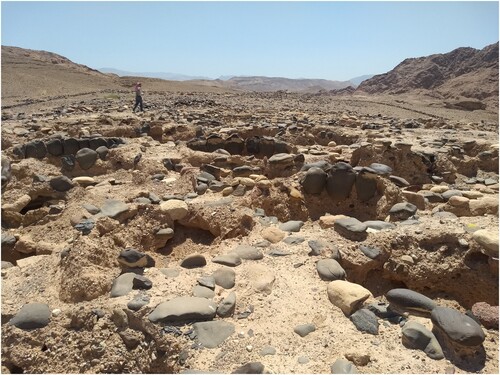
472,230,499,258
159,200,189,221
327,280,373,316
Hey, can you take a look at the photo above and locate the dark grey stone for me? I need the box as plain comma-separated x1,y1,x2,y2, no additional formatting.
89,137,108,150
294,323,316,337
75,148,98,169
213,267,235,289
326,162,356,200
369,163,392,175
355,170,378,201
350,309,379,335
316,259,346,281
133,275,153,289
402,321,444,360
1,233,17,247
431,306,485,346
441,190,463,201
61,155,76,171
389,175,410,187
386,288,437,315
308,239,325,256
217,291,236,318
63,138,80,155
334,217,367,241
279,220,304,232
9,303,51,330
359,245,381,259
25,140,47,159
301,160,331,171
118,248,154,268
148,297,217,323
50,176,74,192
301,167,327,194
95,145,109,160
212,253,242,267
74,219,94,235
181,254,207,269
389,202,418,221
46,139,63,156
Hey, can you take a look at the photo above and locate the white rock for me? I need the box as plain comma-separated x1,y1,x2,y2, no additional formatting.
159,200,189,221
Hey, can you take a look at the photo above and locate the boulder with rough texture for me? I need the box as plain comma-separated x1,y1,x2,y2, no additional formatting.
148,297,217,323
327,280,373,316
471,302,499,329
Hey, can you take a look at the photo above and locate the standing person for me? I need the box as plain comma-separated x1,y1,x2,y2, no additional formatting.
133,82,144,112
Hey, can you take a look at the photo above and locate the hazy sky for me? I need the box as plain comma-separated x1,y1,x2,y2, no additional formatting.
1,1,499,80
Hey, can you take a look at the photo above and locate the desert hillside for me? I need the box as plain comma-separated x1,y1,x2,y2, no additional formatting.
356,43,499,107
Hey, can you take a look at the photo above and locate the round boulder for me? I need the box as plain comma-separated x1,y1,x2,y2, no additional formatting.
75,148,98,170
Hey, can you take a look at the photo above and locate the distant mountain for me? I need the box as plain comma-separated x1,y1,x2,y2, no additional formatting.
356,42,499,102
348,74,375,87
223,76,352,92
99,68,211,81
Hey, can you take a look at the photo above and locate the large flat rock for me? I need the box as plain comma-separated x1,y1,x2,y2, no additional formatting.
148,297,217,323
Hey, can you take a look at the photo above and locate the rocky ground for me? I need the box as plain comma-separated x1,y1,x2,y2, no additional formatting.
1,89,498,374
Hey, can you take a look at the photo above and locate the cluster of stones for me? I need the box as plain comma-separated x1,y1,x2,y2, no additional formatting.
187,133,293,157
300,160,395,202
12,136,125,170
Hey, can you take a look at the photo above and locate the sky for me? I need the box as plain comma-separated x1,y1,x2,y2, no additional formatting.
1,1,499,81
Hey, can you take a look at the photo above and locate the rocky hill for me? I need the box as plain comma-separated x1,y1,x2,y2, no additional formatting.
223,76,353,92
356,43,499,104
1,46,234,107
